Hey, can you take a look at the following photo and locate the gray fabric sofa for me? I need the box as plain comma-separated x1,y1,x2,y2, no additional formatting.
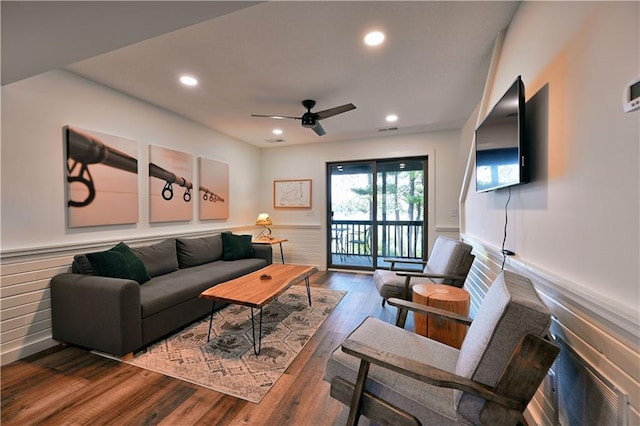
50,234,272,357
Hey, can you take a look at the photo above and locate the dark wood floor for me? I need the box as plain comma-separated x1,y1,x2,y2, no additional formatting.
1,271,411,426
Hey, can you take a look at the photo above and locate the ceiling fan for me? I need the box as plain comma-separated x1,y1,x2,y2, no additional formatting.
251,99,356,136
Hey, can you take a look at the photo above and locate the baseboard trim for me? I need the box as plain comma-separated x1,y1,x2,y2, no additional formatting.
2,336,58,366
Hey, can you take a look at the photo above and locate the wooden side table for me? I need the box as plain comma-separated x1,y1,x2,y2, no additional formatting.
252,238,288,264
412,284,470,349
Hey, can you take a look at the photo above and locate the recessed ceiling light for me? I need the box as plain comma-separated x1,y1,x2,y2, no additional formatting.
364,31,385,46
179,75,198,86
386,114,398,122
272,129,283,135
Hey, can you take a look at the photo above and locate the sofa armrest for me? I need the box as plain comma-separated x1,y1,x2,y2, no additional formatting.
252,243,273,265
50,273,142,356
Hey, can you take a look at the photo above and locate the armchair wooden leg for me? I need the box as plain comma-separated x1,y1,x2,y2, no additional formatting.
396,307,408,328
394,275,412,328
347,359,371,426
402,276,411,300
331,377,421,426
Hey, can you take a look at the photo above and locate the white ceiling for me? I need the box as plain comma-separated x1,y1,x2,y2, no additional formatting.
2,1,520,148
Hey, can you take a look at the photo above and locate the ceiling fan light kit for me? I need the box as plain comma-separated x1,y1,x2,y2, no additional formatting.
252,99,356,136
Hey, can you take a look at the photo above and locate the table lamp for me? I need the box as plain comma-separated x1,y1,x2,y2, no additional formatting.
255,213,273,240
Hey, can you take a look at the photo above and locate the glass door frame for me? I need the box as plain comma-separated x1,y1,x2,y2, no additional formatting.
327,160,375,271
326,156,428,271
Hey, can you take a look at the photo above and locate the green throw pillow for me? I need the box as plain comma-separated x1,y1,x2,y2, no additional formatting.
221,233,254,261
86,242,151,284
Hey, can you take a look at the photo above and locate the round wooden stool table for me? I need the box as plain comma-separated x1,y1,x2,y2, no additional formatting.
412,283,470,349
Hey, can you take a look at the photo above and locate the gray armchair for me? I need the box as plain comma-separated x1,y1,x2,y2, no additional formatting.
325,270,559,425
374,236,474,320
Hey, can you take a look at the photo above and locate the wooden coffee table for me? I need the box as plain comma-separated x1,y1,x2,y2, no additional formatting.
200,264,317,355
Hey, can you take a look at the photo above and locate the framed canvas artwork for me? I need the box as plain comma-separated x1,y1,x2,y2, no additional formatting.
149,145,193,223
65,126,138,227
274,179,312,208
198,157,229,220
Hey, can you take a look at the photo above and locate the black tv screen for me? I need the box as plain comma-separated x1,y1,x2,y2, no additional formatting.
475,76,527,192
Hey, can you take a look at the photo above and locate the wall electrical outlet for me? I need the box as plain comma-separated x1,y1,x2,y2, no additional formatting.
544,370,557,405
306,210,316,216
450,209,458,217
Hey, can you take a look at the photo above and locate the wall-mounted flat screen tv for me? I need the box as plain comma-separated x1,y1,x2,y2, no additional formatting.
475,76,528,192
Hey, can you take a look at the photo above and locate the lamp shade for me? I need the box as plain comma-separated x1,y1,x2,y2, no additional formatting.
256,213,272,226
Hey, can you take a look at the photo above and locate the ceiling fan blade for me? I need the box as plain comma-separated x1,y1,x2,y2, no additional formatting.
315,103,356,120
251,114,301,120
312,121,326,136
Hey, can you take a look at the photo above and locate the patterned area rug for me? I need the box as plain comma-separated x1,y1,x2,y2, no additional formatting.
124,285,345,403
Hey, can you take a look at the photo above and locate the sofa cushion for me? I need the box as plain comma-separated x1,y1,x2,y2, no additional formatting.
86,242,151,284
176,235,223,268
222,233,254,260
373,269,435,300
139,257,268,318
131,238,179,278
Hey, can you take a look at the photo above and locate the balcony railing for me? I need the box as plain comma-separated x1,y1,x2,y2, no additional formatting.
330,220,424,261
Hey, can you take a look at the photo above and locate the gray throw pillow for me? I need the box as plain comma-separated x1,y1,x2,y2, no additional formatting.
176,235,223,268
131,238,179,278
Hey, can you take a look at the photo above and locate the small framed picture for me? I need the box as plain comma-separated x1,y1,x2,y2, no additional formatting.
273,179,312,208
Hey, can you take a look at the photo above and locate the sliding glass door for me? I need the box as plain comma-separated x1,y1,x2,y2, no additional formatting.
376,159,426,268
327,157,427,270
328,162,374,269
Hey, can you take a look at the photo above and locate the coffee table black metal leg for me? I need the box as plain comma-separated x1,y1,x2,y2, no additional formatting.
305,276,312,306
251,307,263,355
206,300,216,342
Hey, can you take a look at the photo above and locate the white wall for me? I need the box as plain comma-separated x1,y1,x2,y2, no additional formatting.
460,6,639,422
1,70,262,252
259,130,464,268
462,1,639,315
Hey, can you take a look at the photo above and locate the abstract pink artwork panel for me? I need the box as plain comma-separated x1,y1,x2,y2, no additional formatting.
198,157,229,220
149,145,193,223
65,126,138,227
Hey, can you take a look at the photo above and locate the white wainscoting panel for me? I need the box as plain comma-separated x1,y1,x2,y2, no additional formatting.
434,227,460,241
1,253,73,365
270,225,322,268
461,234,639,426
